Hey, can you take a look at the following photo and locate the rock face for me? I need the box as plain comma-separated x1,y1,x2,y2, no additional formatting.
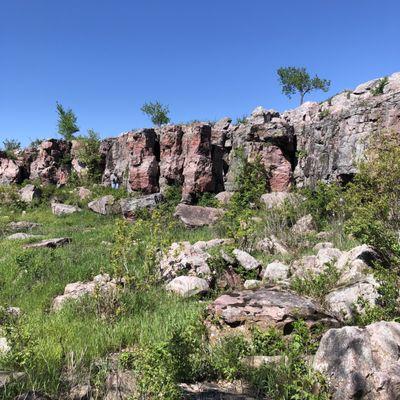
29,140,71,185
286,72,400,187
174,204,224,227
208,288,338,337
314,321,400,400
0,153,22,184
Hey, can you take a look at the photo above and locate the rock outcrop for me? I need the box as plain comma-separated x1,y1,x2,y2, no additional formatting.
1,73,399,202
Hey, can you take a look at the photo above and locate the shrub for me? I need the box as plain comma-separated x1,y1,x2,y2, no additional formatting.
2,139,21,158
371,76,389,96
75,129,102,184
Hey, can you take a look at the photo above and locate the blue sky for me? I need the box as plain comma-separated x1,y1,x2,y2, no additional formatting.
1,0,399,145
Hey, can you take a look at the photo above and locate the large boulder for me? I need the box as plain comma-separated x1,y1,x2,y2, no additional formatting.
232,249,261,271
174,204,224,228
207,288,338,338
120,193,163,219
166,276,209,297
88,195,121,215
291,214,316,235
313,321,400,400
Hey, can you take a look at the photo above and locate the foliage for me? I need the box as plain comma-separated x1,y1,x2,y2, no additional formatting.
277,66,331,105
75,129,102,183
220,147,267,245
291,263,341,301
56,102,79,140
141,101,170,126
235,115,248,125
371,76,389,96
341,130,400,262
2,139,21,158
352,264,400,326
196,192,219,208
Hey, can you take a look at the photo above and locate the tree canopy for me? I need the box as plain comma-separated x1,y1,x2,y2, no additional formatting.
277,67,330,105
56,102,79,140
141,101,170,126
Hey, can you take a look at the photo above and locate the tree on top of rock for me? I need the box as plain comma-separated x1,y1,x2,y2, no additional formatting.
56,102,79,140
277,67,331,105
141,101,170,126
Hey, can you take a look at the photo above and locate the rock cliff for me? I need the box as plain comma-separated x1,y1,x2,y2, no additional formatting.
1,72,399,200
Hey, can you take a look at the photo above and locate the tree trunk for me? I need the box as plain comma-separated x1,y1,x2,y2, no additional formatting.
300,92,305,105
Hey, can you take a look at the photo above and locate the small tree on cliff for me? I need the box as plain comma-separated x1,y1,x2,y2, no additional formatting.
141,101,170,126
277,67,330,105
56,102,79,140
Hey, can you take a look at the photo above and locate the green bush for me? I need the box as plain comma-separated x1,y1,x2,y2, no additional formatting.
371,76,389,96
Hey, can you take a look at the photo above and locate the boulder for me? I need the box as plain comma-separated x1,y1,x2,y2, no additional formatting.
0,155,22,184
232,249,261,271
14,392,52,400
215,191,234,205
313,321,400,400
160,240,215,282
325,275,380,320
181,381,255,399
260,192,292,209
208,288,338,337
120,193,163,219
76,187,92,200
19,184,41,203
262,261,289,282
166,276,210,297
51,202,81,216
52,274,117,311
174,204,224,228
243,280,263,290
256,235,288,255
88,195,120,215
291,214,316,235
0,337,10,354
23,237,71,249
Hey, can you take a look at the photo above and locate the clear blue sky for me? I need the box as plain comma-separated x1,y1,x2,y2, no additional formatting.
1,0,399,145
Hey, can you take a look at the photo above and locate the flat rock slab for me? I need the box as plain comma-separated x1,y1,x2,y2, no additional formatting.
174,203,224,228
6,233,42,241
181,382,255,399
8,221,41,232
88,195,121,215
23,237,71,249
51,202,81,216
208,288,338,334
120,193,164,219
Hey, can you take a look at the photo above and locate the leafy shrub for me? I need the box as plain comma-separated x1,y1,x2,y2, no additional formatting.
2,139,21,158
235,115,248,125
371,76,389,96
291,263,341,301
341,130,400,261
75,129,102,184
221,147,267,245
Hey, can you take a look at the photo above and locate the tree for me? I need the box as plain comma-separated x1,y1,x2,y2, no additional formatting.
277,67,330,105
141,101,170,126
56,102,79,140
2,139,21,153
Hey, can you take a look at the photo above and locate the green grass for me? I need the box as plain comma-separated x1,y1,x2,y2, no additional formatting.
0,205,212,397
